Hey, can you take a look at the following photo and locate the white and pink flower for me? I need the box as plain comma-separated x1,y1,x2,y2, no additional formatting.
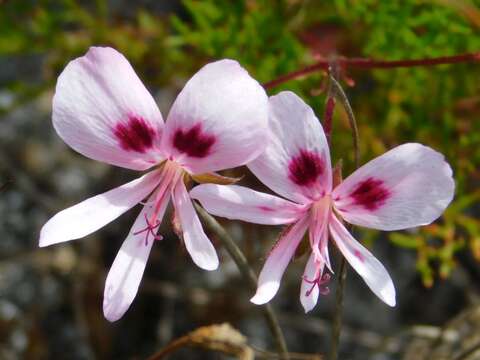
39,47,269,321
191,91,455,312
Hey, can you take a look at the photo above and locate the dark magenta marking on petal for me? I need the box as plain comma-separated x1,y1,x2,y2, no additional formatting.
114,115,156,153
288,149,324,186
172,124,215,158
350,177,390,211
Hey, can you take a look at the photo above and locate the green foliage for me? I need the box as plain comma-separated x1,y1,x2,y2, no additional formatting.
169,0,307,86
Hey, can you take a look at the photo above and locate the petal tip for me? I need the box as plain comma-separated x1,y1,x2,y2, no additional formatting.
250,282,278,305
385,296,396,307
38,228,57,247
301,303,314,314
103,305,123,323
250,294,267,305
194,254,219,271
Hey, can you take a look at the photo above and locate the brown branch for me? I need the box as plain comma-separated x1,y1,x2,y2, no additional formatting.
263,52,480,89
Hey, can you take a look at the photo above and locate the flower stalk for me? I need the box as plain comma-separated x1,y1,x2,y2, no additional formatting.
194,203,290,359
327,73,360,360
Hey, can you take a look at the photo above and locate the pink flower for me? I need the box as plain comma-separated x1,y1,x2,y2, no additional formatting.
39,47,268,321
191,91,455,312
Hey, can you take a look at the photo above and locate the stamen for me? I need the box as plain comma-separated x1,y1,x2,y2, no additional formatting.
303,272,331,297
133,213,163,246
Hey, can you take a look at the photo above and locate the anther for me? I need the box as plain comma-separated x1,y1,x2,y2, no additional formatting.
303,272,331,297
133,213,163,245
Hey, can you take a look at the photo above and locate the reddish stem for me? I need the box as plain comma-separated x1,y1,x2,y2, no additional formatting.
263,52,480,89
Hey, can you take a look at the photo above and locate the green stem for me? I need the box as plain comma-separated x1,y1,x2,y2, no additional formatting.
194,203,290,360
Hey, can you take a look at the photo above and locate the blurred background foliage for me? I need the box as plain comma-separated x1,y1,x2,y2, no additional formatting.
1,0,480,359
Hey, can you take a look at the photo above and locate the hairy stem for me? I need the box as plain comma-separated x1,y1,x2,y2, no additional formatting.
327,74,360,360
263,52,480,89
194,203,290,359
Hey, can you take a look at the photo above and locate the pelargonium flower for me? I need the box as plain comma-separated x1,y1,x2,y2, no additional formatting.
191,91,454,312
39,47,268,321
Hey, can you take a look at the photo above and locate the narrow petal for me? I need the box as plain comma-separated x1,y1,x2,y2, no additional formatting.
329,215,396,307
309,199,332,271
190,184,305,225
332,143,455,231
172,181,219,270
39,170,161,247
53,47,164,170
300,253,323,313
103,190,170,321
248,91,332,204
162,59,269,174
250,216,310,305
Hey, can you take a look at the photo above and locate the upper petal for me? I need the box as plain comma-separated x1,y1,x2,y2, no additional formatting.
39,170,161,247
103,189,170,321
190,184,306,225
53,47,164,170
250,216,310,305
172,180,219,270
161,59,269,174
332,143,455,231
248,91,332,204
329,214,396,307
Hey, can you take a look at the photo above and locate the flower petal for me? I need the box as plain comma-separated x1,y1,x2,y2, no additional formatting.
309,199,332,271
248,91,332,204
161,59,268,174
332,143,455,231
172,181,219,270
39,170,161,247
53,47,164,170
300,253,323,313
329,215,396,307
250,216,309,305
190,184,305,225
103,190,170,321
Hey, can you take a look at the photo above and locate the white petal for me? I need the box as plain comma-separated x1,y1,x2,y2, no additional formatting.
161,59,269,174
250,216,310,305
190,184,305,225
39,171,160,247
248,91,332,204
333,143,455,230
53,47,164,170
103,190,170,321
329,215,396,306
172,181,219,270
300,253,323,313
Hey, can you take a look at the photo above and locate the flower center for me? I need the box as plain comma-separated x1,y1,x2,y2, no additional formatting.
136,161,184,246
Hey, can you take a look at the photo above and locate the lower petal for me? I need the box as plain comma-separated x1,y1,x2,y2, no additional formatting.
172,181,219,271
250,216,310,305
329,214,396,307
39,170,161,247
300,253,324,313
103,189,170,322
